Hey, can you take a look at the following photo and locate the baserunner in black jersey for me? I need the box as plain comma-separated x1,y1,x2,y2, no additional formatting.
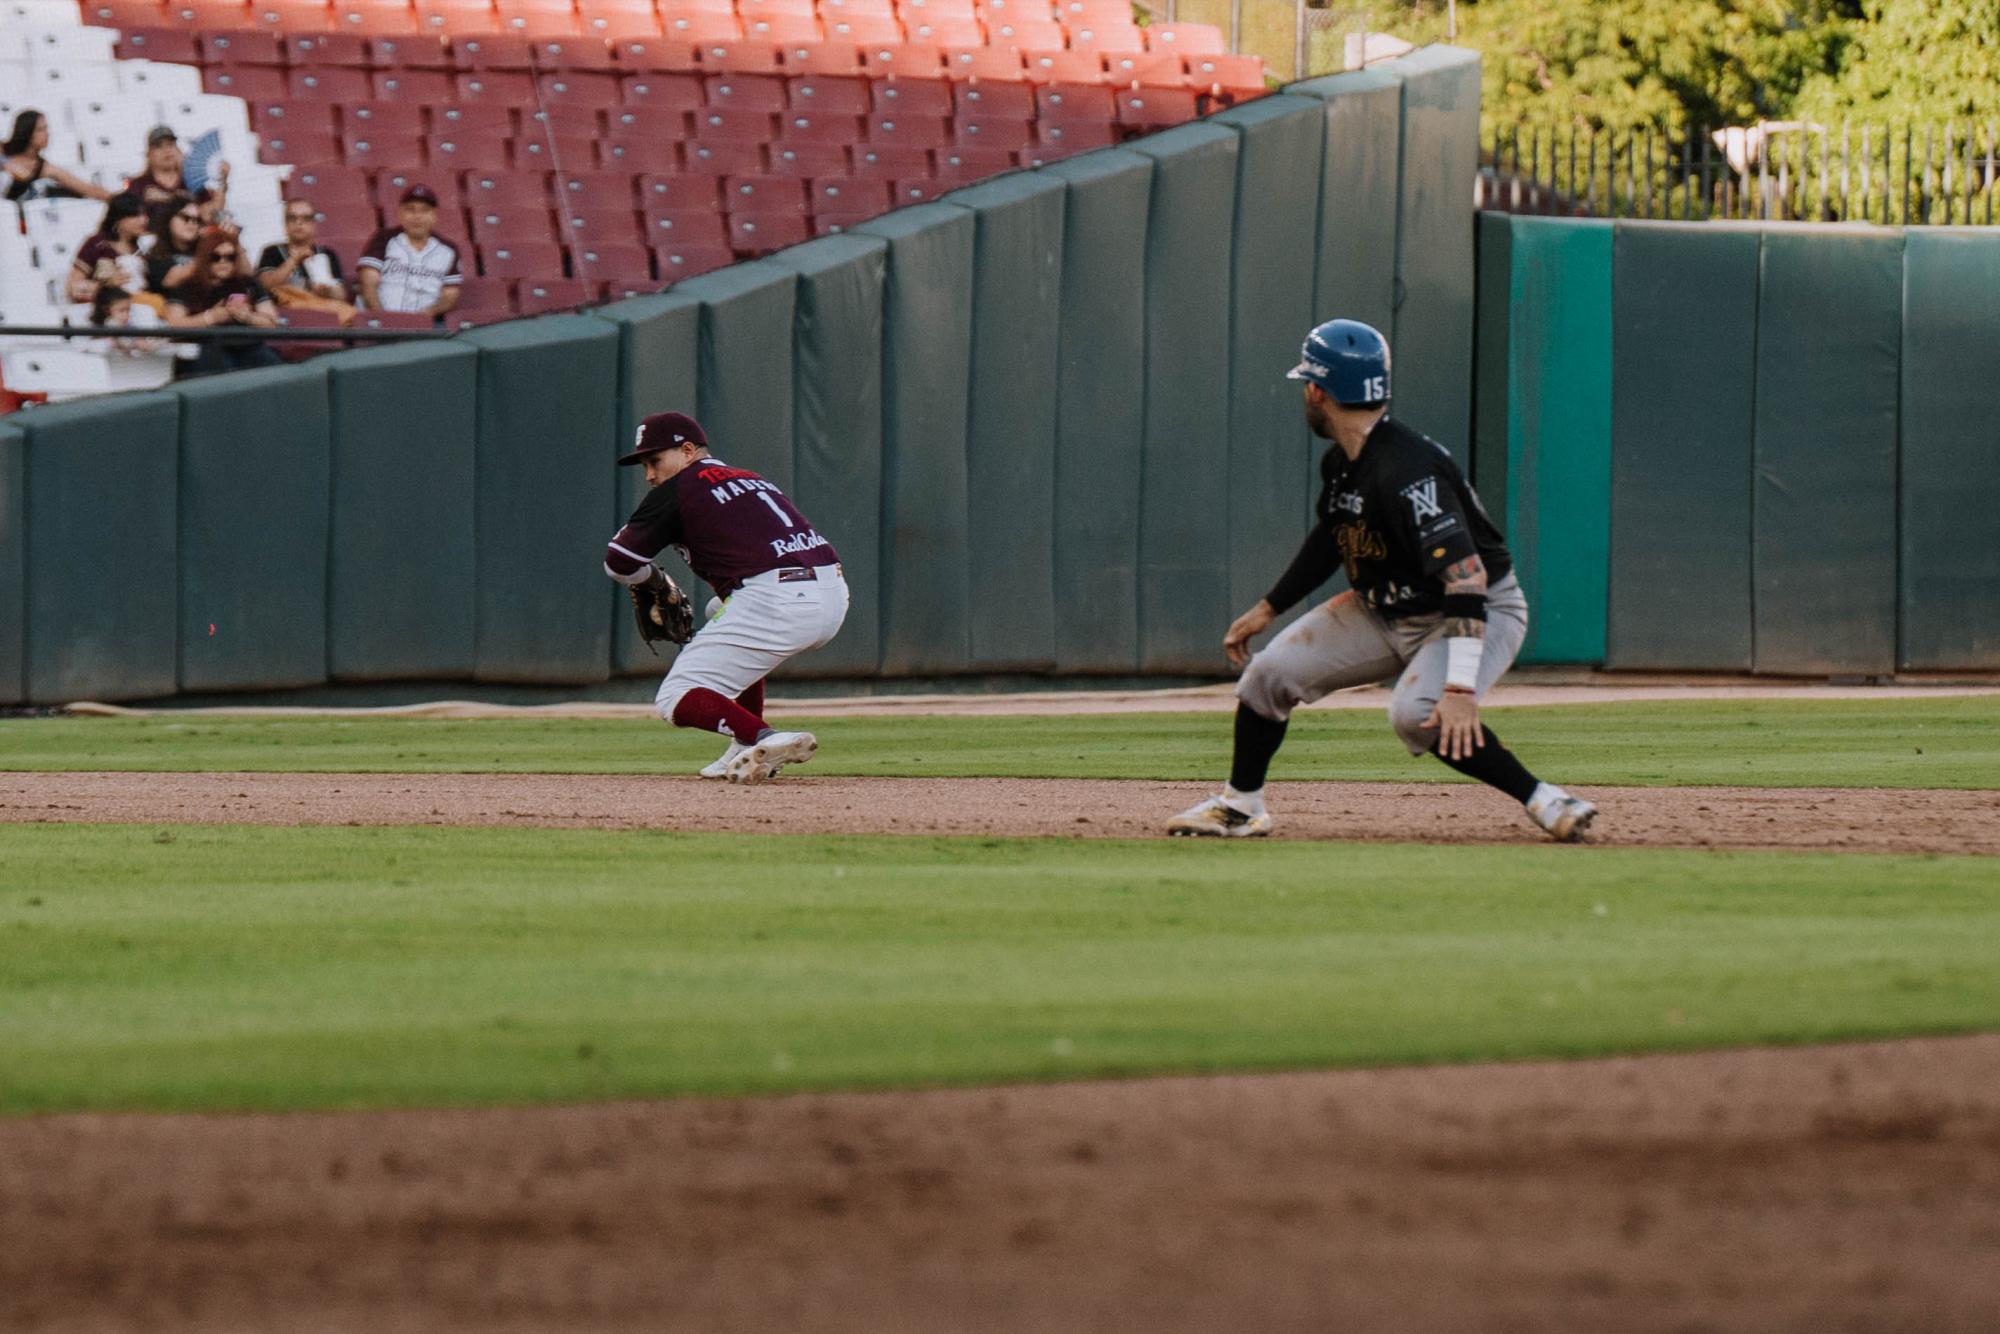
1167,319,1598,841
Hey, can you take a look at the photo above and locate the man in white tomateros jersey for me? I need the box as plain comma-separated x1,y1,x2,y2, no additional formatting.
604,411,848,785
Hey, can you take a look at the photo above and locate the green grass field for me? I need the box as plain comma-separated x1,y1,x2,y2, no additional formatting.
4,695,1998,786
1,699,1995,1118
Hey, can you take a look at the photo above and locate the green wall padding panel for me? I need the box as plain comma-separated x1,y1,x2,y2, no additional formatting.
0,418,22,704
14,393,179,703
1214,94,1327,619
1129,122,1238,673
855,203,975,675
323,340,478,681
1471,211,1513,517
460,315,620,683
1607,222,1759,671
678,261,799,490
944,171,1064,672
1388,46,1480,463
1898,230,2000,669
1287,67,1401,340
1752,228,1902,676
767,233,888,677
592,290,700,675
176,363,330,692
1496,217,1612,664
1040,148,1150,673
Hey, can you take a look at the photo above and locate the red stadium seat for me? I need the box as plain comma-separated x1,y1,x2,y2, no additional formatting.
871,75,951,115
334,0,422,35
766,142,850,176
468,204,559,242
638,174,722,209
371,68,456,99
727,213,809,254
1030,116,1112,150
1145,21,1223,54
618,73,705,110
700,39,786,72
276,30,369,62
864,113,948,146
163,0,252,30
580,9,660,37
481,239,566,278
537,71,623,105
742,12,820,42
600,277,661,301
952,116,1031,151
89,0,169,27
704,73,788,111
1114,84,1196,127
933,143,1014,181
533,37,618,68
823,13,901,43
982,17,1059,48
904,16,981,46
514,133,600,168
344,99,427,129
432,103,517,132
528,104,609,135
942,46,1024,79
693,107,779,142
786,74,869,114
1051,0,1127,20
571,241,653,282
742,0,815,17
613,38,701,70
1107,52,1191,87
464,169,553,207
951,78,1032,116
890,177,937,204
427,128,515,168
810,211,874,235
515,277,594,312
782,41,865,75
290,67,374,100
721,173,808,214
978,0,1052,20
1036,81,1111,118
454,69,537,99
117,27,202,62
641,208,729,247
683,141,767,174
600,138,684,173
452,276,513,311
205,65,289,100
819,0,893,15
1187,52,1265,96
849,142,929,176
204,28,285,61
554,169,640,207
414,0,497,33
608,104,695,137
656,244,734,281
452,33,536,66
286,163,375,204
1064,21,1145,54
367,33,451,64
775,110,864,144
806,176,888,213
660,10,740,39
900,0,975,16
342,131,428,168
865,43,944,77
1024,49,1108,83
259,127,342,164
557,208,644,243
307,197,383,233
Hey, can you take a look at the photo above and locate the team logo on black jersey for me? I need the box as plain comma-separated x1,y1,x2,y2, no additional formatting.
1401,477,1443,523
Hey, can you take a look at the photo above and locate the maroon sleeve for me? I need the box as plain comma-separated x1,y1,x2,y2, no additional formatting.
605,479,683,577
356,227,393,269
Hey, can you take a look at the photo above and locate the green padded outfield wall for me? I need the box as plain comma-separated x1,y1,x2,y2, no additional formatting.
0,417,21,704
12,394,179,703
1386,47,1481,462
1213,95,1327,618
176,363,331,692
766,233,888,677
681,262,799,490
1752,227,1902,677
1286,67,1402,343
1478,216,1612,664
943,172,1064,673
460,316,620,683
855,203,976,676
323,340,479,681
1607,222,1760,671
1899,230,2000,669
1040,148,1150,673
592,289,700,676
1129,122,1238,673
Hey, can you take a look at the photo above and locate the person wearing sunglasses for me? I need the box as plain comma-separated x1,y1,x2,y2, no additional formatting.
164,228,282,378
143,203,206,300
256,198,355,325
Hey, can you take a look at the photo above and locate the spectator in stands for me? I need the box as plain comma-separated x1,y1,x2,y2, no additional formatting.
87,285,173,358
356,185,462,320
256,199,355,325
126,126,228,226
143,202,205,302
66,192,150,303
4,110,111,203
163,229,282,378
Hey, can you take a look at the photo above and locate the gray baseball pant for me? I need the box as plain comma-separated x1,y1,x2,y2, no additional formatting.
1236,573,1530,755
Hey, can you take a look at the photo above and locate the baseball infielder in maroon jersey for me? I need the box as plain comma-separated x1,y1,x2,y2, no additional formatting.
604,412,848,784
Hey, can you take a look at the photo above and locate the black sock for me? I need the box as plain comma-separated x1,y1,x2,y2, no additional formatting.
1229,703,1289,793
1430,726,1539,803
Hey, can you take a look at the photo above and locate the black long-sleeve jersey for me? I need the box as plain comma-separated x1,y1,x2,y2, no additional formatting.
1265,415,1513,621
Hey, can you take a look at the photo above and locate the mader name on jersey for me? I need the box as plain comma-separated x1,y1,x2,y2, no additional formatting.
607,460,839,596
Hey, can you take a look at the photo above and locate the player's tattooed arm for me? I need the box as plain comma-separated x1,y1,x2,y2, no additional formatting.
1440,554,1487,640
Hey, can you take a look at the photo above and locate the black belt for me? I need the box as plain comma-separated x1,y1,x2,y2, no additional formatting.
775,564,839,582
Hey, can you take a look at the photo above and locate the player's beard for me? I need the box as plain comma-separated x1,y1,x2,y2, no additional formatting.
1303,398,1335,439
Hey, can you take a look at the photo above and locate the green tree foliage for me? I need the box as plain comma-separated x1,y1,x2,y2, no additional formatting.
1793,0,2000,121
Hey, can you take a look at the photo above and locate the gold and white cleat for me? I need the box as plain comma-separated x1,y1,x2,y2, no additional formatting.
725,730,818,785
1167,795,1273,838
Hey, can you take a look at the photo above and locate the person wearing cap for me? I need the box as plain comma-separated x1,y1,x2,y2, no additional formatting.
1166,318,1598,843
604,412,847,785
125,124,228,226
356,184,462,318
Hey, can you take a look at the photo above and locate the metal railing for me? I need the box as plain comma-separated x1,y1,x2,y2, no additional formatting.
1480,121,2000,226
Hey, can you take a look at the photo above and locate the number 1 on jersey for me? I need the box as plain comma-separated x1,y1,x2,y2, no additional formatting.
756,492,795,528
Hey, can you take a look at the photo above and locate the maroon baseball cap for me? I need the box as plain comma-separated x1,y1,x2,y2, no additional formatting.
617,411,709,465
398,184,439,206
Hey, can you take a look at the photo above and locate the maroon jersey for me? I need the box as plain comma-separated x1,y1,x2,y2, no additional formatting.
606,457,838,596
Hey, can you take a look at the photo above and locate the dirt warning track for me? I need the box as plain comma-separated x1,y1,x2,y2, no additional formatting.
3,771,1998,854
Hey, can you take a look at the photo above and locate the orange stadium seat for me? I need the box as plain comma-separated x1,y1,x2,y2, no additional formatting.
818,0,893,15
1114,84,1195,126
866,43,944,76
983,17,1059,48
933,143,1013,181
741,0,815,16
432,102,516,131
658,0,733,13
1065,21,1143,54
453,32,536,64
706,71,790,108
978,0,1051,20
951,115,1029,150
1187,52,1264,95
899,0,975,16
162,0,249,30
871,75,950,115
373,67,456,97
1106,51,1190,86
864,111,947,145
613,38,702,69
784,41,866,74
1145,21,1224,54
823,13,900,43
766,142,850,175
335,0,423,34
890,177,936,203
1021,48,1104,83
580,10,660,37
742,13,820,42
117,26,200,60
205,28,285,60
661,10,740,39
415,0,497,32
1051,0,1126,20
1035,80,1109,117
786,74,869,113
88,0,168,26
774,110,862,143
367,33,450,64
286,30,369,61
701,39,785,71
951,77,1031,115
503,8,586,36
904,16,981,46
943,45,1024,79
247,0,332,28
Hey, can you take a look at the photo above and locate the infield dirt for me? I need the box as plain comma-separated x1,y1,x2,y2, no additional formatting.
5,1035,1998,1332
4,770,1999,854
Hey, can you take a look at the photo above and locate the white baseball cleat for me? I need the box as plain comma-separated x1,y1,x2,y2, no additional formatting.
1528,784,1598,842
725,730,818,785
699,741,745,780
1166,795,1274,838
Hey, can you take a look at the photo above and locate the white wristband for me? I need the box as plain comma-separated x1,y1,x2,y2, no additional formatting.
1444,636,1483,692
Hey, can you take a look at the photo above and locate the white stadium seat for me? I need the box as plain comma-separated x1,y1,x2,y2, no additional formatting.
23,25,118,66
116,60,204,103
1,0,86,26
28,61,124,106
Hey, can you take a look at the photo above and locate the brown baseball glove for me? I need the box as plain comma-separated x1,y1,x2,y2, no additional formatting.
630,566,695,652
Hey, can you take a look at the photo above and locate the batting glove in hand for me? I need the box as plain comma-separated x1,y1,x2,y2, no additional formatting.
630,566,696,652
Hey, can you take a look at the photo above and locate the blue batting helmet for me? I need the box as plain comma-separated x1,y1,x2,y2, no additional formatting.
1286,318,1391,406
